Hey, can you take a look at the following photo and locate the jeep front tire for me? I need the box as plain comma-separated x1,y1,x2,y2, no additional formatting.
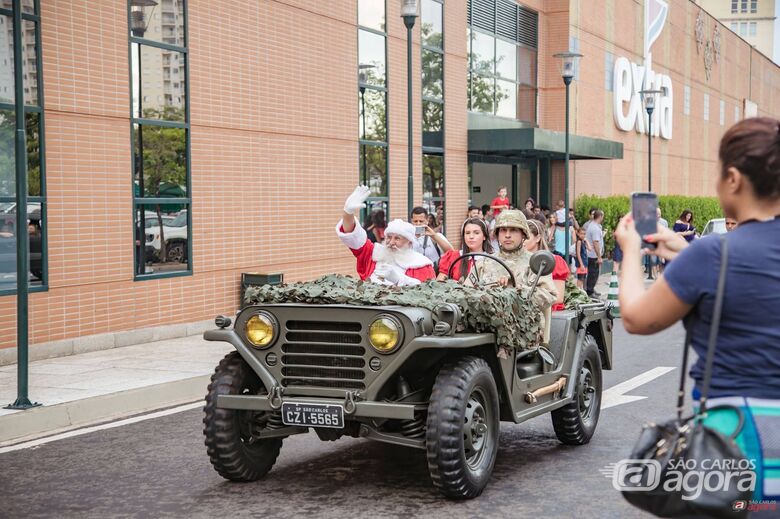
203,352,283,481
425,356,500,499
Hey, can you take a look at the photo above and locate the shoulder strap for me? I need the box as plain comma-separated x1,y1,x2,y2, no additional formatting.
699,235,729,412
676,235,728,419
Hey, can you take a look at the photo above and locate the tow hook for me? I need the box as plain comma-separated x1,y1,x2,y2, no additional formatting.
343,391,359,415
269,385,284,410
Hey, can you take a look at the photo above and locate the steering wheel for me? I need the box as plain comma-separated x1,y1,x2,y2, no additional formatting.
447,252,517,288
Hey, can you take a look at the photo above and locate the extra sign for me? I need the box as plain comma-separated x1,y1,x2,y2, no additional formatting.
613,0,673,140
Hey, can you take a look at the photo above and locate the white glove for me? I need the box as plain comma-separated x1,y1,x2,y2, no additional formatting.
344,185,371,214
374,263,403,285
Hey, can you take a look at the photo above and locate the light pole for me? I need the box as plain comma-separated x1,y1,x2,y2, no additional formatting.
639,88,663,280
553,51,582,266
401,0,418,218
358,63,374,220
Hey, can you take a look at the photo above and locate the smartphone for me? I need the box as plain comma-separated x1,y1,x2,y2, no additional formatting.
631,192,658,249
415,226,426,235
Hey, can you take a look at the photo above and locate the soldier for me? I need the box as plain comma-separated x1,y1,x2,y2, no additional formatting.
471,210,557,353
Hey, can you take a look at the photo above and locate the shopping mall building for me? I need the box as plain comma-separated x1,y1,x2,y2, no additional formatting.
1,0,779,354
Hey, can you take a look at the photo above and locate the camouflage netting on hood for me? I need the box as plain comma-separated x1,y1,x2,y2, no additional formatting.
244,274,543,351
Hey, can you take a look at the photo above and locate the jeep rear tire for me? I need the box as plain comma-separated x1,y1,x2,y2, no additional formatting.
426,356,499,499
203,352,282,481
551,335,602,445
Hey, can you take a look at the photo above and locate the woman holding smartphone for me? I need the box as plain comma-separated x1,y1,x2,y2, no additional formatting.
614,117,780,504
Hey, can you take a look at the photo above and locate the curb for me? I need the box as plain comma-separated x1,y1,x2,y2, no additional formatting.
0,375,210,447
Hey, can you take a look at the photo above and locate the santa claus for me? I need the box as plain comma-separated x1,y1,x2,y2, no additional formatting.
337,186,435,286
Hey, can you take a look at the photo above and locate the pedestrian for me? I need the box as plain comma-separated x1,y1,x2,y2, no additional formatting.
524,197,536,212
546,212,557,246
568,208,580,231
480,204,491,222
467,205,481,219
574,227,589,288
585,209,604,296
365,209,386,243
437,218,493,282
614,117,780,505
611,229,622,272
725,217,738,231
490,186,511,217
582,207,598,232
435,205,445,232
673,209,696,242
525,219,567,311
410,206,453,269
338,186,435,285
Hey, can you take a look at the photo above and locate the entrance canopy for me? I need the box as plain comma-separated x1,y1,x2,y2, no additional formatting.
468,126,623,160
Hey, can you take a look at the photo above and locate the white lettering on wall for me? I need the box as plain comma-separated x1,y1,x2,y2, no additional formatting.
612,55,673,140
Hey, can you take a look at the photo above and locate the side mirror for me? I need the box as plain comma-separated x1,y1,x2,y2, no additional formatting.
529,250,556,277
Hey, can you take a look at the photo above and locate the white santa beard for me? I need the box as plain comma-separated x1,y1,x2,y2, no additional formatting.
373,244,416,269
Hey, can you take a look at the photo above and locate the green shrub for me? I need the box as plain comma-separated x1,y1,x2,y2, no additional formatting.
573,195,724,256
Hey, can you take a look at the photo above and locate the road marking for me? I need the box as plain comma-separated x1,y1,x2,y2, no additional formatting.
0,401,203,454
601,366,676,409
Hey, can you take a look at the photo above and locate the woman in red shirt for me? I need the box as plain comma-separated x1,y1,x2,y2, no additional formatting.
525,219,568,311
437,218,493,281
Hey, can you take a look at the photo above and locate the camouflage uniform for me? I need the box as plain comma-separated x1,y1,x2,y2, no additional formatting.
472,210,557,346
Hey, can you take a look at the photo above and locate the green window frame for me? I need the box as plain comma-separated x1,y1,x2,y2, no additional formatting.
467,0,538,124
421,0,444,229
0,0,47,296
358,0,389,222
128,0,192,280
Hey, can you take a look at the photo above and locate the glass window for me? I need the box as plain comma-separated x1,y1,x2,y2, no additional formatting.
421,0,442,49
495,79,516,118
130,0,185,46
731,0,738,13
131,44,186,121
0,15,12,105
495,39,516,81
359,88,386,142
470,31,495,75
0,2,47,294
133,124,187,198
750,0,757,13
422,100,443,148
518,46,537,86
422,49,443,100
25,111,40,196
422,154,444,199
469,73,495,114
703,93,710,121
358,29,386,87
359,144,387,198
749,22,756,36
740,22,747,36
358,0,385,32
130,0,189,278
0,108,13,197
135,204,188,273
517,84,536,124
740,0,747,13
730,22,738,32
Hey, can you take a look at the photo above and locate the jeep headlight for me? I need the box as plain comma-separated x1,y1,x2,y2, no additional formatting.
368,316,402,353
246,313,276,348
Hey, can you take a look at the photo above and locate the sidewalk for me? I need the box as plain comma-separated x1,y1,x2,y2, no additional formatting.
0,273,617,447
0,336,232,446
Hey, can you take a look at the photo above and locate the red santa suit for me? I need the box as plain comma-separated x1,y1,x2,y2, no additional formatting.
336,219,435,286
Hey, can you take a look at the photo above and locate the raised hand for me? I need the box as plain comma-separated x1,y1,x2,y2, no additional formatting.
344,185,371,214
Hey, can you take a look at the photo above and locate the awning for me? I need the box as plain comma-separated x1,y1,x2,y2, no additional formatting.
468,126,623,160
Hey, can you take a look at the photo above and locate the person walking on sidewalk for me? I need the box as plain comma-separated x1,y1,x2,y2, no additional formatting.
585,209,604,296
614,117,780,504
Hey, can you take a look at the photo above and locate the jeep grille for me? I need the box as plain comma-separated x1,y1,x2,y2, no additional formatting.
280,320,366,390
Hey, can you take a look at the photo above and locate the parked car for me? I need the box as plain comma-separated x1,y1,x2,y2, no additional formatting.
145,210,187,263
701,218,726,236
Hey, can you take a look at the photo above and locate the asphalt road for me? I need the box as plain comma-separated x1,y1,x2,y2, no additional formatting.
0,322,687,519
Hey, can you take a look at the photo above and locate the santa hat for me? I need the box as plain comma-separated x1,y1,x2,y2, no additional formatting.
385,219,416,244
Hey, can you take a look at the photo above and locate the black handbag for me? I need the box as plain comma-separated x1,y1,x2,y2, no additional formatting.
621,236,753,518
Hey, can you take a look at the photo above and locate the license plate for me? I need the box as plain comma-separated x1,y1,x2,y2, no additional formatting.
281,402,344,429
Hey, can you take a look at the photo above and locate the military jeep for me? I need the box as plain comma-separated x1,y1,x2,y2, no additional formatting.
202,251,613,499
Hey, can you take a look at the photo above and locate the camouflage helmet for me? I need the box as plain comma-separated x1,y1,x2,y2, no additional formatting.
493,209,530,239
